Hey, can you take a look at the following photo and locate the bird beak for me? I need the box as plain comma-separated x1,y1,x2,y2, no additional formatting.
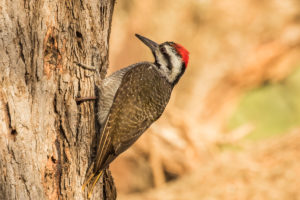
135,34,159,53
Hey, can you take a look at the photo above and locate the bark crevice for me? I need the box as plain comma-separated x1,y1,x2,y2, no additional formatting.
0,0,116,199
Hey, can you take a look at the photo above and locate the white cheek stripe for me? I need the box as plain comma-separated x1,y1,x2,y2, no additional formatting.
156,52,169,75
164,46,182,82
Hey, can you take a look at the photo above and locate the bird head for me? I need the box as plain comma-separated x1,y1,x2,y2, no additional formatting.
135,34,189,85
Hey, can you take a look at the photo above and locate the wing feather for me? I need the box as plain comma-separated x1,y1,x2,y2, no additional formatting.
93,64,172,173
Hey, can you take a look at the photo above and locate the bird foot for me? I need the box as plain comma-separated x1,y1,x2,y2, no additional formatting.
74,61,96,71
74,61,98,102
76,96,97,102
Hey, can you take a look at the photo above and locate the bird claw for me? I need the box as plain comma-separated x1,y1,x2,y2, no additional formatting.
74,61,98,102
75,96,97,102
73,61,96,71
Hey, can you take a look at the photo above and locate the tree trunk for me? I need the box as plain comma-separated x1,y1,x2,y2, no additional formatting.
0,0,116,199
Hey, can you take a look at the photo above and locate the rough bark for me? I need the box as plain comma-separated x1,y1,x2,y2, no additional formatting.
0,0,116,199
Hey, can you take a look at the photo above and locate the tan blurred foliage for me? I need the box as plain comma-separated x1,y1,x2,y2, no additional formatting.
119,129,300,200
108,0,300,198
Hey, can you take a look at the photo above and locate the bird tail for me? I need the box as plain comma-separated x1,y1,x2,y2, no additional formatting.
82,163,103,198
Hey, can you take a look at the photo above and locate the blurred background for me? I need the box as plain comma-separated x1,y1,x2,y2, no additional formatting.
108,0,300,199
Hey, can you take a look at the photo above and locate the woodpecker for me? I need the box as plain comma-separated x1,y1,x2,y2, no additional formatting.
82,34,189,197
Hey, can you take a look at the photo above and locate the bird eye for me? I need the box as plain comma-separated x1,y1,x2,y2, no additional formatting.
160,46,166,54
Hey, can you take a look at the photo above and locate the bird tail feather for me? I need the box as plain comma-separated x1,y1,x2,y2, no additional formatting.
82,163,103,198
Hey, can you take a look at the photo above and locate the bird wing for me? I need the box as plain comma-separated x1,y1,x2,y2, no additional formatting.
94,64,172,172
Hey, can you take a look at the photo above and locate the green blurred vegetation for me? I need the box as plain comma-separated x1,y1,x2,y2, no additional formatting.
228,66,300,140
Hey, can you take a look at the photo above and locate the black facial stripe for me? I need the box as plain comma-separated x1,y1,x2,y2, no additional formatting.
161,47,172,70
154,54,161,69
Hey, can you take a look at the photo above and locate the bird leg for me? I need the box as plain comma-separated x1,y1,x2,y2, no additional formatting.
74,61,98,102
